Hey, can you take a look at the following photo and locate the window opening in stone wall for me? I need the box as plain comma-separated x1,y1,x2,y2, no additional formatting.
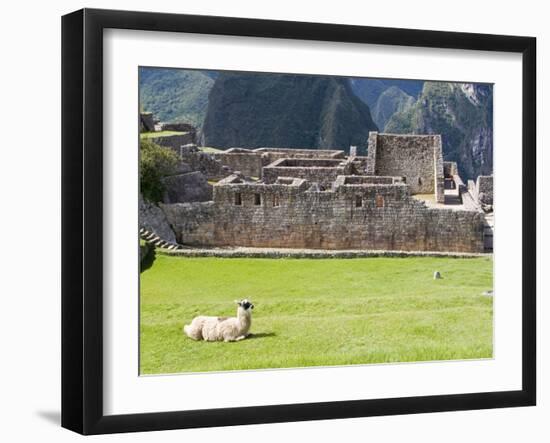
254,193,261,205
234,192,242,206
418,177,423,186
376,195,384,208
273,195,280,207
355,195,363,207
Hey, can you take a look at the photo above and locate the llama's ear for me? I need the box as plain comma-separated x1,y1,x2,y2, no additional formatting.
234,300,241,305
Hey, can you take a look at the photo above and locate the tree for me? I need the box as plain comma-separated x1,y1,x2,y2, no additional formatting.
140,139,179,202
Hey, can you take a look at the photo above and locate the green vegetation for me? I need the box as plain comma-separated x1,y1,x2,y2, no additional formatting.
385,82,493,180
201,72,378,150
140,139,179,202
140,255,493,374
383,105,421,134
372,86,415,130
139,67,214,127
199,146,223,153
140,130,185,139
350,78,424,108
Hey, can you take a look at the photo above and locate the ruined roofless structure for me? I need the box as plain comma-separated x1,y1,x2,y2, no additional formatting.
160,132,493,253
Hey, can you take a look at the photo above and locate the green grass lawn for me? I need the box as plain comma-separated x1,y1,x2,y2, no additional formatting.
199,146,223,153
140,130,186,139
140,255,493,374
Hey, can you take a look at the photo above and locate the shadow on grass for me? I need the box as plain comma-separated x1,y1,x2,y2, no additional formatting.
247,332,276,339
140,244,156,273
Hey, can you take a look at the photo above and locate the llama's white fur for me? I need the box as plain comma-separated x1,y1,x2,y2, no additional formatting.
183,299,254,342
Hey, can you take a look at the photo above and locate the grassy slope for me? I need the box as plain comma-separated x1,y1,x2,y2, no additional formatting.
349,78,424,108
202,73,377,150
139,68,214,127
372,86,415,131
140,130,185,139
140,256,493,374
385,82,493,179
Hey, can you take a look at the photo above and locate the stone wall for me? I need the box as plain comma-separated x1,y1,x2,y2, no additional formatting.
161,201,217,245
211,152,265,177
140,112,155,132
367,132,445,203
150,133,195,151
160,122,196,133
262,158,352,187
180,145,232,180
433,139,445,203
139,194,176,243
160,247,485,259
256,148,345,162
336,175,402,185
476,175,493,205
467,175,493,206
212,148,346,178
444,161,459,177
162,177,485,253
162,171,213,204
351,156,369,175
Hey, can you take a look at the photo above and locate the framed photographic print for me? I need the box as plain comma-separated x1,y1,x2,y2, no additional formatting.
61,8,536,435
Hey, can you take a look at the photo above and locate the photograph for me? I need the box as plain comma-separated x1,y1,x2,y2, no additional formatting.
138,67,495,375
0,0,543,438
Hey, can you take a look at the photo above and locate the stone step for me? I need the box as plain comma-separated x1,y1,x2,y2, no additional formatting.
140,228,183,250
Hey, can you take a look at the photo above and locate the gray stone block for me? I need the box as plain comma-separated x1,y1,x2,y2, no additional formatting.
140,112,155,132
139,194,176,243
162,171,213,204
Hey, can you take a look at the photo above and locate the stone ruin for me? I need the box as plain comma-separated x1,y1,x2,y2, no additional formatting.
468,175,494,209
210,147,345,178
141,128,494,253
367,133,445,203
140,112,197,150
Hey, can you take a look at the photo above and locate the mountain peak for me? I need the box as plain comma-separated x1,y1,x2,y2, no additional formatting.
201,72,378,151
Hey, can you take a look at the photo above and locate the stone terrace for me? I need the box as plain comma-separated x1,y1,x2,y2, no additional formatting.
145,132,493,254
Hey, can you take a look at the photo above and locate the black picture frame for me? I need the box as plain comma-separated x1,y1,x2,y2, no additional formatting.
61,8,536,435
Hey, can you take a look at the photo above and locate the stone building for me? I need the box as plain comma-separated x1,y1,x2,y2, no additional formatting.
468,175,494,206
139,112,197,151
367,132,445,203
262,158,354,188
155,132,493,253
211,147,345,178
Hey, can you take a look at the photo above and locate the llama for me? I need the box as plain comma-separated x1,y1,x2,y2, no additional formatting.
183,299,254,342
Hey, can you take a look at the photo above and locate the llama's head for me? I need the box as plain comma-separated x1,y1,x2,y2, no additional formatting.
235,299,254,312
